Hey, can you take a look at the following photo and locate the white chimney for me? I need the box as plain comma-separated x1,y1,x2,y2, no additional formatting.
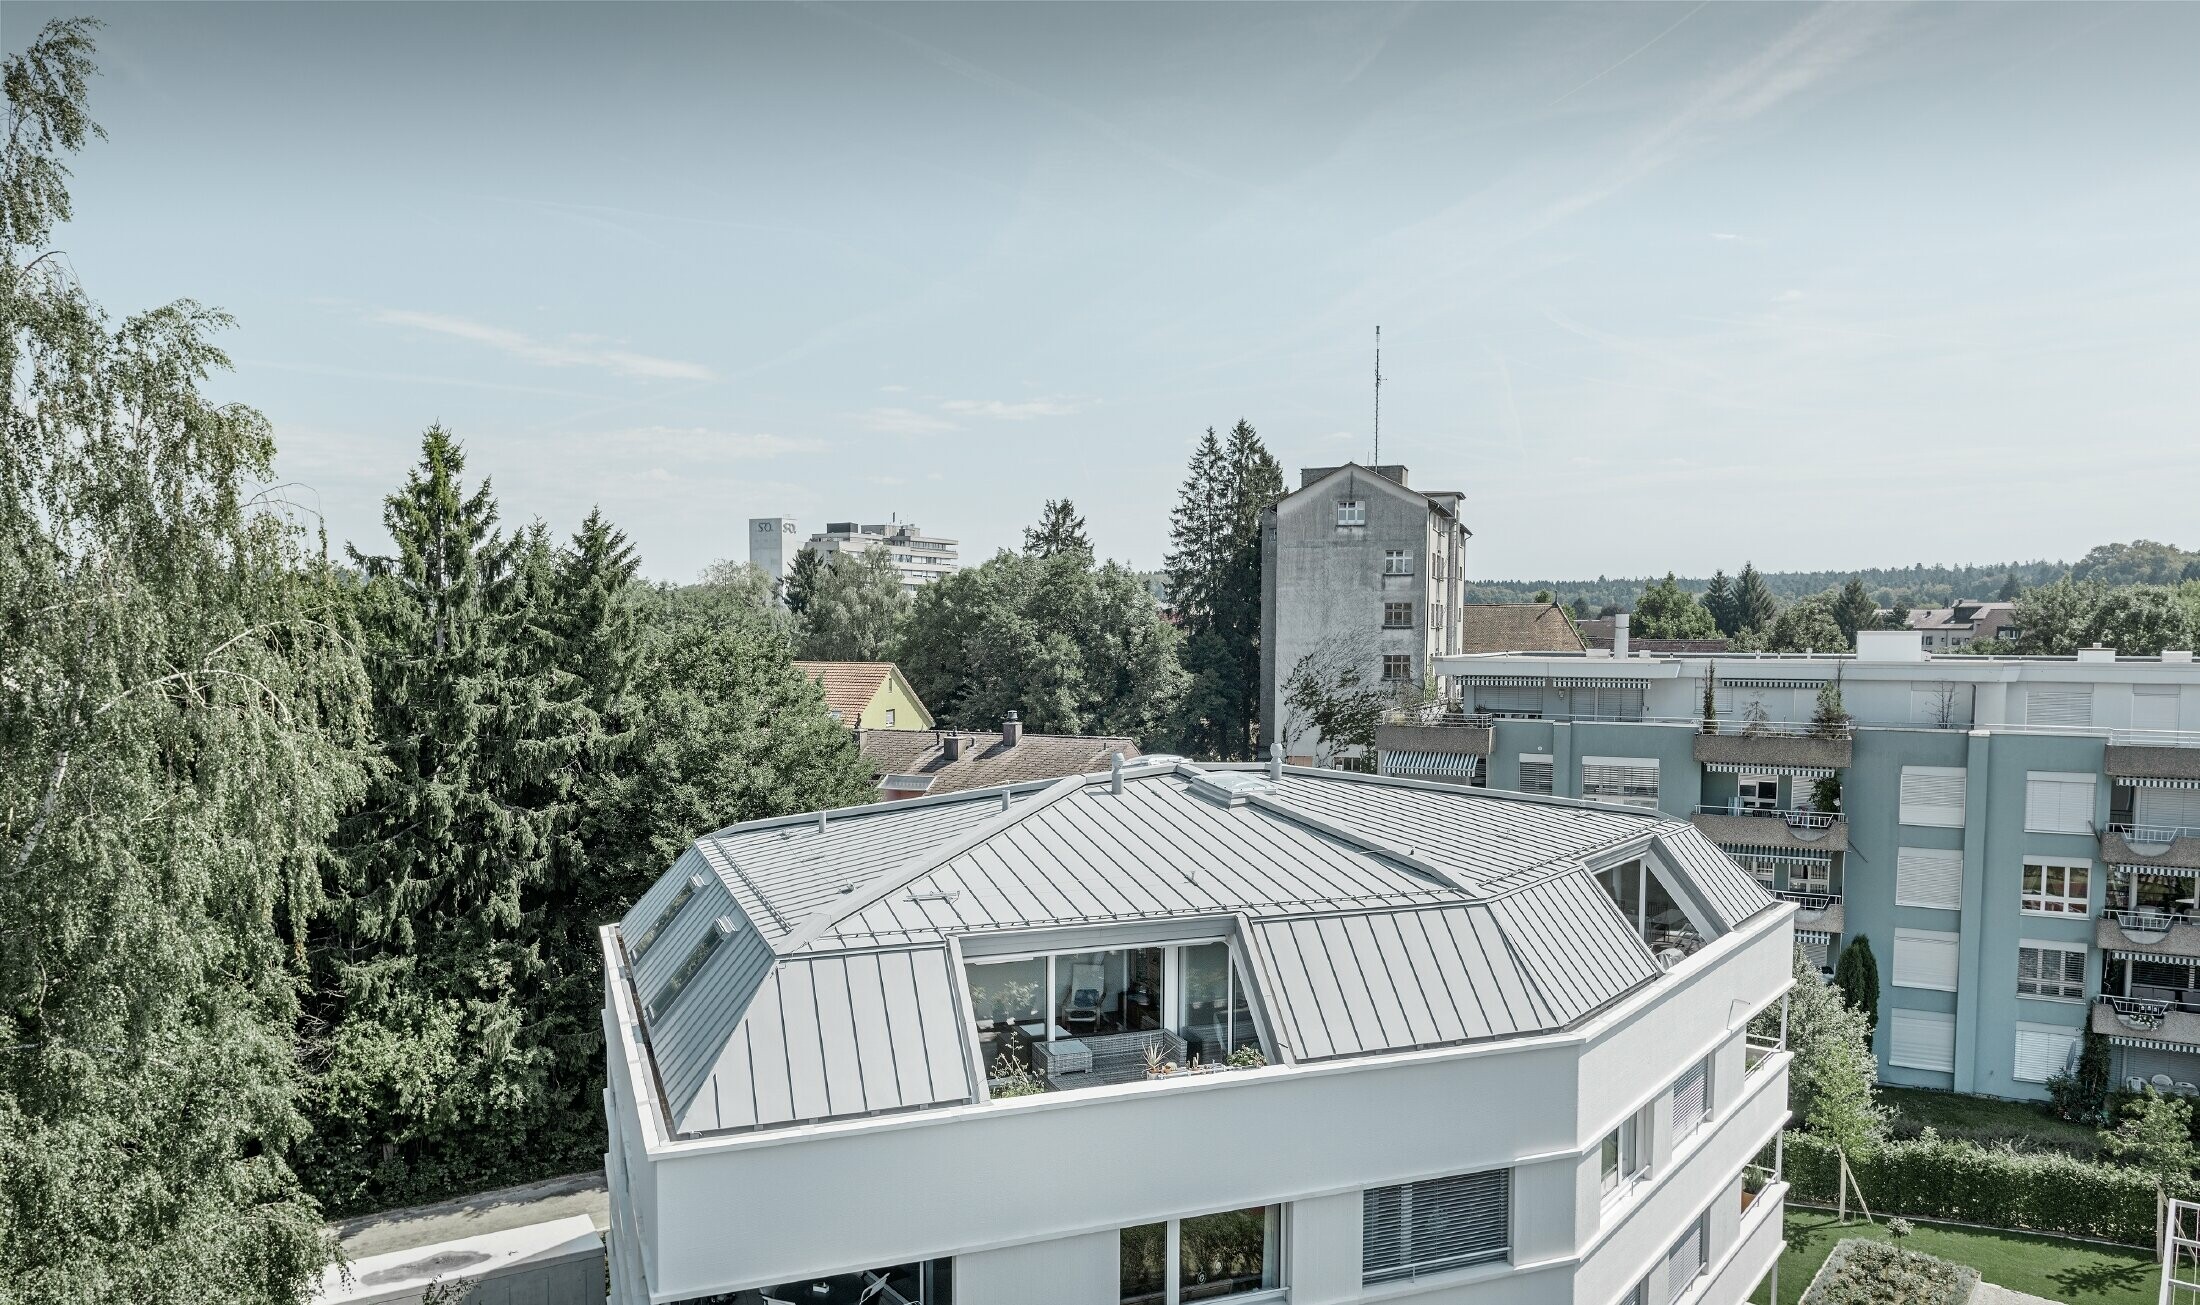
1001,711,1023,747
2077,645,2117,664
1613,613,1630,658
1856,629,1927,663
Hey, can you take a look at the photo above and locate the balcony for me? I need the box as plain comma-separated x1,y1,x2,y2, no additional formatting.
1690,804,1849,854
2099,909,2200,961
2106,739,2200,784
2094,994,2200,1048
1773,890,1844,937
1374,707,1491,759
1694,724,1852,772
2101,824,2200,874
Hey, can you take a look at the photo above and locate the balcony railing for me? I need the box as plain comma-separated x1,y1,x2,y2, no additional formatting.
1387,701,1492,726
1773,889,1841,911
2110,823,2200,845
1696,803,1843,829
1745,1035,1783,1074
2099,993,2180,1028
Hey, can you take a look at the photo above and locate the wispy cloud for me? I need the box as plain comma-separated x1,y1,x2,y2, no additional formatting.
940,397,1080,420
371,309,715,382
595,426,820,459
856,407,960,435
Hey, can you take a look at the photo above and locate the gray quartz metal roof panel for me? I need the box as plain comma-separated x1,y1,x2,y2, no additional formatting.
1245,879,1655,1062
810,775,1464,948
1265,773,1658,891
674,945,975,1135
1650,823,1779,929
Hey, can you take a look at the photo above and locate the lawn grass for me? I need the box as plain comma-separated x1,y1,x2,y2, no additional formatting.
1750,1208,2157,1305
1881,1085,2103,1158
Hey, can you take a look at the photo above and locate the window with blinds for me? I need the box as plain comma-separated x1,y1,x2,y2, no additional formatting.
1518,755,1553,795
1477,685,1544,717
1893,928,1960,991
2017,943,2086,1001
2025,772,2096,834
1362,1169,1511,1283
2013,1024,2079,1084
2028,685,2094,728
1581,756,1660,809
1899,766,1968,828
1890,1010,1956,1072
1665,1213,1707,1298
2134,685,2183,734
1671,1056,1711,1142
1895,847,1965,910
1569,683,1646,721
2137,788,2200,834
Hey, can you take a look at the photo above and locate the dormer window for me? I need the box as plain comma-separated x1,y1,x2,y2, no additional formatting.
628,873,704,962
1337,500,1366,527
649,915,734,1020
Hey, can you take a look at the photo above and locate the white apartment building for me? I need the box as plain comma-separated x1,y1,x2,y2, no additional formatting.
749,518,802,586
600,758,1795,1305
809,520,960,591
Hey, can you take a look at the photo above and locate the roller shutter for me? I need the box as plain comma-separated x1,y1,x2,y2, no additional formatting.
1900,766,1968,828
1894,928,1960,991
1890,1010,1957,1072
1895,847,1965,910
1363,1169,1510,1283
2013,1024,2079,1084
2028,685,2094,727
2025,772,2097,835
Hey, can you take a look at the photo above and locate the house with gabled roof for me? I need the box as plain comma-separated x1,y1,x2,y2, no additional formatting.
795,660,934,731
599,758,1795,1305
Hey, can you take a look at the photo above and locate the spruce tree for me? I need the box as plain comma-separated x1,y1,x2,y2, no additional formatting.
781,544,824,615
1832,578,1877,646
3,21,370,1299
1164,429,1230,757
1704,569,1738,636
1734,562,1780,634
1024,498,1092,559
306,429,574,1210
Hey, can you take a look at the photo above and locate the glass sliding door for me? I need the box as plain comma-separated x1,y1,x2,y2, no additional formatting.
967,958,1045,1069
1120,1210,1282,1304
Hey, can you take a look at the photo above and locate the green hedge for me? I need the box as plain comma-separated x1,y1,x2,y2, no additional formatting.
1785,1130,2185,1246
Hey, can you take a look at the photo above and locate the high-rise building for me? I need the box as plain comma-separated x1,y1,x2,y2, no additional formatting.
599,759,1793,1305
1379,629,2200,1100
807,520,959,592
748,516,800,585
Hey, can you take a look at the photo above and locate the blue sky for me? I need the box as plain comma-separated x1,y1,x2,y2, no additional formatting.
15,2,2200,582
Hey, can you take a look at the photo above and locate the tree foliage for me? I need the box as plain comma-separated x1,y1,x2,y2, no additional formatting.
1734,562,1780,635
779,544,824,616
896,545,1184,745
2073,539,2200,587
1631,572,1716,640
1832,578,1878,644
1023,498,1091,560
3,20,366,1299
1279,633,1395,766
1165,421,1282,759
1833,936,1879,1033
798,547,908,661
2101,1090,2200,1187
1782,947,1888,1158
1767,592,1849,653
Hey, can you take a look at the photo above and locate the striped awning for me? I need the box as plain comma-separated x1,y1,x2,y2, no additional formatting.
1381,750,1482,779
1721,678,1828,690
2113,863,2200,881
2108,949,2190,963
1718,844,1834,867
1704,762,1837,779
1796,929,1836,945
1456,674,1643,688
2109,1033,2200,1053
2117,776,2200,790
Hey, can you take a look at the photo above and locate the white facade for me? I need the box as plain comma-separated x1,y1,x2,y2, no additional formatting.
600,764,1793,1305
808,520,959,592
748,517,800,585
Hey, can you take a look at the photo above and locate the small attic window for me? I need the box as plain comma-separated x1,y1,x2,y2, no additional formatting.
629,873,705,962
649,915,735,1021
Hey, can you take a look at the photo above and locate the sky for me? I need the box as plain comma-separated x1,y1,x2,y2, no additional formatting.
13,2,2200,583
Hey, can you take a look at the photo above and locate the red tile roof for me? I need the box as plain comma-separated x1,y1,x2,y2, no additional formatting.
793,661,900,723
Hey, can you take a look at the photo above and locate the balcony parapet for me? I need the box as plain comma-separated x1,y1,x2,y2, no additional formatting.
2102,826,2200,873
1694,730,1853,771
1775,891,1844,937
2099,910,2200,960
1691,808,1849,854
1373,721,1492,758
2107,743,2200,783
2094,995,2200,1048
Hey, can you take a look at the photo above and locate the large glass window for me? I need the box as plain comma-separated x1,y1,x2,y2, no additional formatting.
968,958,1046,1070
748,1259,952,1305
2022,861,2090,915
1121,1209,1281,1304
968,941,1265,1091
1179,942,1260,1063
1600,1106,1650,1200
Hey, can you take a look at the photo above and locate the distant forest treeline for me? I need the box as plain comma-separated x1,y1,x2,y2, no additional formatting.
1466,540,2200,615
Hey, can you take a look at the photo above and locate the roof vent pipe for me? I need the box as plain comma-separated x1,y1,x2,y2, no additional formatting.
816,809,828,834
1269,742,1284,781
1613,612,1630,658
999,789,1012,813
1110,751,1125,794
942,732,964,762
1002,711,1022,747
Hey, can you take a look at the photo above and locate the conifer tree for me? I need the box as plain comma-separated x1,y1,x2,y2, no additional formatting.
1704,569,1738,636
1832,578,1877,646
306,429,574,1209
1024,498,1092,559
3,21,369,1298
1734,562,1780,634
781,544,824,615
1833,936,1880,1033
1164,421,1281,759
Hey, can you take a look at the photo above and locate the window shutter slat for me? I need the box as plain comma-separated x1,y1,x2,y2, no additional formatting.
2026,773,2096,835
1900,766,1968,827
1363,1169,1510,1283
2014,1025,2078,1083
1895,847,1965,909
2028,686,2093,727
1890,1010,1956,1072
1893,928,1960,991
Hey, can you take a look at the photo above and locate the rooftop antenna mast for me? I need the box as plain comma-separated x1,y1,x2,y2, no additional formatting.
1373,325,1382,468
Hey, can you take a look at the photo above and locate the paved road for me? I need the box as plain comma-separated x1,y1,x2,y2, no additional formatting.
331,1171,609,1260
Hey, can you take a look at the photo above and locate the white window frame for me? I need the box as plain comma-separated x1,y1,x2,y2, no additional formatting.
1336,500,1366,527
1122,1207,1286,1305
1518,754,1553,795
1599,1105,1652,1203
1581,756,1660,810
2020,858,2091,916
1671,1055,1713,1143
1382,601,1414,629
2024,771,2096,835
2016,941,2087,1002
1362,1169,1511,1284
1382,549,1413,576
1893,928,1960,992
1737,774,1779,812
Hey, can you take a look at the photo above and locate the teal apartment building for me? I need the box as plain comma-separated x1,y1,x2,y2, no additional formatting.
1376,627,2200,1102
